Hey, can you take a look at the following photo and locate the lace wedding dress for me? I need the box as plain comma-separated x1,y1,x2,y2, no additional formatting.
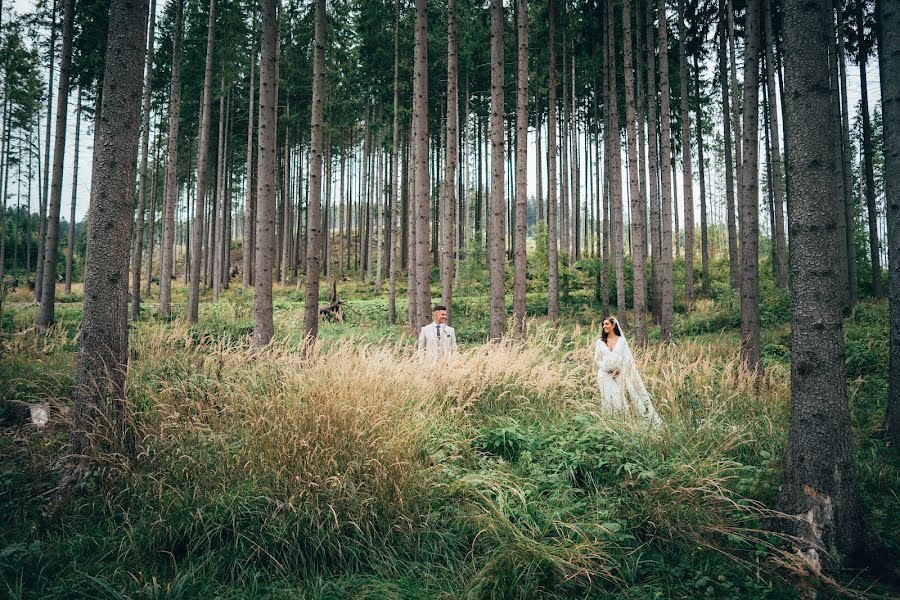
594,329,662,425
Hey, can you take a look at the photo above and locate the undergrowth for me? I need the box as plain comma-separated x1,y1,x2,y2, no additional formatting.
0,279,896,599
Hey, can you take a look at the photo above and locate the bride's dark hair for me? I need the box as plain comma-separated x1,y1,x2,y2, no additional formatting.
600,316,622,342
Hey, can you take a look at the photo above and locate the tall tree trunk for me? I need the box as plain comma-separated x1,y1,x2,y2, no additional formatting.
26,127,34,275
129,0,156,319
242,43,256,288
858,3,881,298
302,0,326,342
657,0,674,340
826,0,850,313
375,139,384,289
159,0,184,313
442,0,458,322
678,0,694,313
361,116,370,281
212,82,226,301
608,1,627,330
253,0,277,346
719,5,740,290
694,56,710,295
572,58,580,260
280,111,291,284
0,107,9,283
513,0,528,333
489,0,506,340
37,0,75,329
560,25,569,262
388,0,401,324
224,127,233,288
836,0,856,309
623,0,647,346
763,0,788,289
413,0,430,327
536,109,543,224
64,89,81,294
727,0,743,202
547,0,560,321
145,137,160,296
776,0,869,568
72,0,149,458
635,0,648,264
35,0,58,304
645,0,662,322
739,0,762,371
188,0,217,323
879,0,900,446
184,139,193,285
407,119,418,329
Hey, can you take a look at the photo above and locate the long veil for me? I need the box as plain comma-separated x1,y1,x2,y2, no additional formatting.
611,318,662,425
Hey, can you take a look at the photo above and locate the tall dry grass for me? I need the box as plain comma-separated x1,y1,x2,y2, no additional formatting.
80,318,795,594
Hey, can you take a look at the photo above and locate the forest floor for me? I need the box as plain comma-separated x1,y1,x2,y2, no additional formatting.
1,265,898,598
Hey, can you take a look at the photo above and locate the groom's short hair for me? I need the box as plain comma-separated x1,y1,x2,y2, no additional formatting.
433,304,447,312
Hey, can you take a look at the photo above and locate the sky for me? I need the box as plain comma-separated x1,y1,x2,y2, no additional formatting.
6,0,884,232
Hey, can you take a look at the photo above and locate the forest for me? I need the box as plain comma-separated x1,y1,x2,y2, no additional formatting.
0,0,898,596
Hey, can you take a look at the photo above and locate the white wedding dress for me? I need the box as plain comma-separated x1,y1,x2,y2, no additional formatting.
594,334,662,425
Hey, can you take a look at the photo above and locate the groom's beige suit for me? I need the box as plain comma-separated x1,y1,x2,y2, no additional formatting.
417,322,458,364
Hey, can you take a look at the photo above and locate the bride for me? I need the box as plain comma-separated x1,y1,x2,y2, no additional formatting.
594,317,662,425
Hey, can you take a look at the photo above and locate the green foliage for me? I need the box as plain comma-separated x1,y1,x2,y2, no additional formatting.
0,283,897,598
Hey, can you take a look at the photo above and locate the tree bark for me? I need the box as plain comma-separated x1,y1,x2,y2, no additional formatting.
489,0,506,340
678,0,694,313
35,0,58,304
719,5,740,290
253,0,277,346
213,81,226,301
302,0,326,342
608,1,627,330
826,0,850,314
64,89,81,294
72,0,149,457
407,118,418,329
727,0,743,205
547,0,560,322
879,0,900,446
536,109,543,224
739,0,762,372
388,0,400,324
657,0,674,340
37,0,75,329
836,0,856,310
776,0,869,568
645,0,662,322
858,3,881,298
763,0,788,289
145,137,160,296
694,56,710,295
571,57,580,260
442,0,458,322
623,0,646,344
513,0,528,334
129,0,156,319
414,0,430,327
187,0,217,324
242,42,256,288
159,0,184,314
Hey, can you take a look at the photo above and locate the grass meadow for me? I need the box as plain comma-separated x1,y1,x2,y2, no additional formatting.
1,258,897,598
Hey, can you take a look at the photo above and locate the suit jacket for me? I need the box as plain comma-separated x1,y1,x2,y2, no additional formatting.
417,322,458,363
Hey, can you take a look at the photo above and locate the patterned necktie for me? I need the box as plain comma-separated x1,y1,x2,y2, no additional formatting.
436,325,442,341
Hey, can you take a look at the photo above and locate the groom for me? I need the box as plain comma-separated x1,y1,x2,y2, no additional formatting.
417,304,458,364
